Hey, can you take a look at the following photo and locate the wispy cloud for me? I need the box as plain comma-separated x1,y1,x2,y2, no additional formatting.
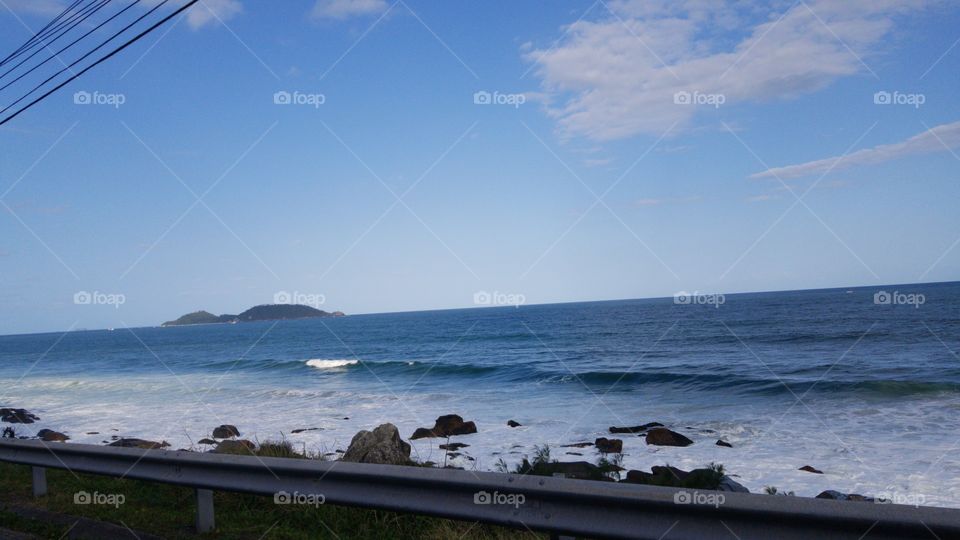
750,120,960,179
311,0,389,20
185,0,243,29
527,0,926,140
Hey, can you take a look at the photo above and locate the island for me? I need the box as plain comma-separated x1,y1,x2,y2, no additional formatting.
162,305,345,327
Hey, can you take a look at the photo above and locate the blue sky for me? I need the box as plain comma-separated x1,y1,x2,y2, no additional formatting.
0,0,958,334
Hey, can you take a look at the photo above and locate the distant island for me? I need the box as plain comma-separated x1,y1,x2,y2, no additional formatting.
162,304,345,327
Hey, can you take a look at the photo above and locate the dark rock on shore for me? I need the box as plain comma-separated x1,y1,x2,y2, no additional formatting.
197,438,216,445
291,427,320,434
561,442,593,448
37,429,69,442
108,438,170,450
212,425,240,438
439,442,469,451
594,437,623,454
213,439,255,455
538,461,612,481
0,408,39,424
565,452,583,456
799,465,823,474
645,427,693,447
622,465,728,490
342,423,412,465
716,439,733,448
816,490,873,502
410,414,477,439
609,422,663,434
507,420,521,427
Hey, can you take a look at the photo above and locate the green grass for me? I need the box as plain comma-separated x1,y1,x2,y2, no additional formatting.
0,461,541,539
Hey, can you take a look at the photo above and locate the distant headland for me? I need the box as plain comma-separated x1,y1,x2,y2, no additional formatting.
161,304,345,327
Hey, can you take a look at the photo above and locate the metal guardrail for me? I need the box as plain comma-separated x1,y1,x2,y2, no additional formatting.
1,439,959,539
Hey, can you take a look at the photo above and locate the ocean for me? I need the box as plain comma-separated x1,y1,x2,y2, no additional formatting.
1,282,958,506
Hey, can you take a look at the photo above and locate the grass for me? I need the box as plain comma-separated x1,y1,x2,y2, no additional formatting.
0,456,541,539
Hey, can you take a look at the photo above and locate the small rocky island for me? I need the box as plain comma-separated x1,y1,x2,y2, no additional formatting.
162,304,345,327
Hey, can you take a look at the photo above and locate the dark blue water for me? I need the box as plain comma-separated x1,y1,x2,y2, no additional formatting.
1,282,958,504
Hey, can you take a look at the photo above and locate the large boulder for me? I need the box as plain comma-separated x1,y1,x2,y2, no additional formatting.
410,414,477,439
341,423,412,465
609,422,663,434
213,439,256,455
816,490,874,502
594,437,623,454
645,427,693,447
0,408,39,424
108,438,170,450
37,429,69,442
212,425,240,438
799,465,823,474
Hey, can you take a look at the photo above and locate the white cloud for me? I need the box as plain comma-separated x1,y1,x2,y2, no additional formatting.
186,0,243,30
527,0,927,140
311,0,389,20
750,120,960,179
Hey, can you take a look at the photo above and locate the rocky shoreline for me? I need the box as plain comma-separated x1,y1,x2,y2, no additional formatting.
0,407,884,503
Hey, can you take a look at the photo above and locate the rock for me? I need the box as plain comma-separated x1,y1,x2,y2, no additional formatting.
0,408,39,424
645,427,694,447
213,439,256,455
539,461,610,481
409,414,477,439
561,442,593,448
565,452,583,456
507,420,521,427
108,438,170,450
609,422,663,434
439,442,469,451
799,465,823,474
717,476,750,493
291,427,320,434
594,437,623,454
716,439,733,448
37,429,69,442
341,423,412,465
212,425,240,438
197,438,217,445
622,466,725,490
816,490,873,502
86,431,99,435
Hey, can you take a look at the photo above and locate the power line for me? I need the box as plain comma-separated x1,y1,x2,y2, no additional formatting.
0,0,143,93
0,0,201,127
1,1,109,69
0,0,171,119
0,0,85,66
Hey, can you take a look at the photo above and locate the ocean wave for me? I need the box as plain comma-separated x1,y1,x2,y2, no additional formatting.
306,359,358,369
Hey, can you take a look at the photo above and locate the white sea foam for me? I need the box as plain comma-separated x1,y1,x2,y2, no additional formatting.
306,359,358,369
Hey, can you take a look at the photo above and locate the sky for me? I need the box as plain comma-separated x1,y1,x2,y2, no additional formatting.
0,0,958,335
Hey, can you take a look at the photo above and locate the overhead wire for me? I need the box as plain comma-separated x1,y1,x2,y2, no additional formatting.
0,0,201,127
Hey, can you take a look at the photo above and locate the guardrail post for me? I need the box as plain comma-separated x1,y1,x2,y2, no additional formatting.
196,489,214,533
31,466,46,497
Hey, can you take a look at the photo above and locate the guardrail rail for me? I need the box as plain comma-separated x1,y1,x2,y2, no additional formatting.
1,439,958,539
